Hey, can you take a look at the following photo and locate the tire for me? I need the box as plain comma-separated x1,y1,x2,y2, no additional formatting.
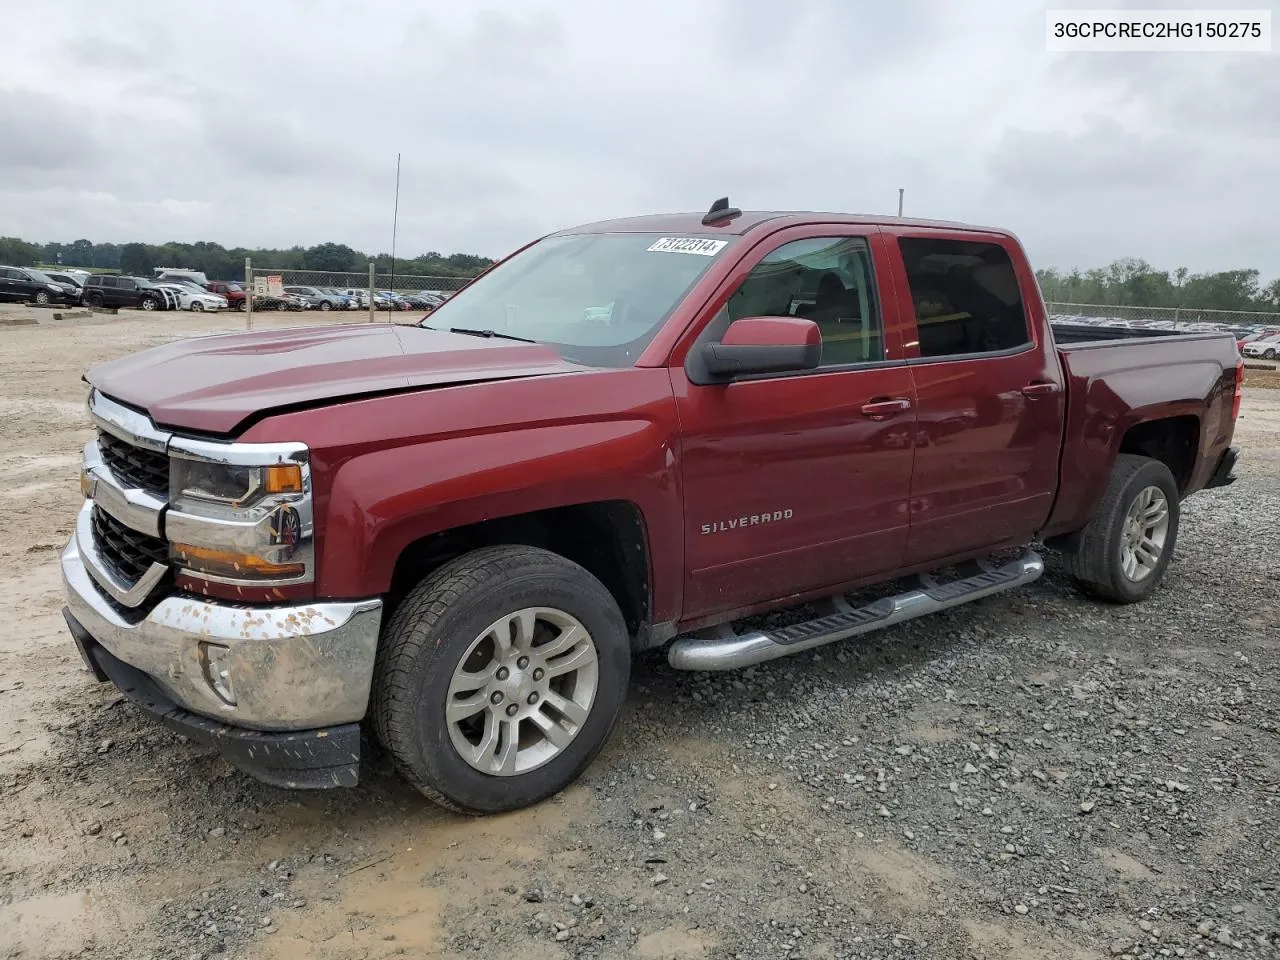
139,296,158,311
191,300,205,312
319,300,332,311
1063,454,1180,604
1265,349,1276,360
235,299,246,312
87,293,104,309
34,290,50,305
372,545,630,814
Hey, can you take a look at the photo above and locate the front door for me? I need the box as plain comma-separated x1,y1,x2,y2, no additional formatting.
672,228,918,621
886,230,1066,565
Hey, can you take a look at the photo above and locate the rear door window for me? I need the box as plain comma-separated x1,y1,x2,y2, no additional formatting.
898,238,1030,359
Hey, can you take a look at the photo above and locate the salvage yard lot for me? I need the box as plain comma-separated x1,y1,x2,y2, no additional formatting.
1,308,1277,960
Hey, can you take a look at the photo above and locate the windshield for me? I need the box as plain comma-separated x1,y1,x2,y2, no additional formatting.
26,269,56,284
418,232,733,367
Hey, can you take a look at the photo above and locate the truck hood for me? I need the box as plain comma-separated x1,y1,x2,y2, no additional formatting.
86,323,583,435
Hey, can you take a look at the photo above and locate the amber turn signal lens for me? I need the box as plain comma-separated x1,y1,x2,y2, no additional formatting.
80,468,93,498
263,464,303,495
172,543,305,580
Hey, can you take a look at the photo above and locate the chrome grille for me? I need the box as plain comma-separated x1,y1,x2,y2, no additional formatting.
98,430,169,498
91,505,168,584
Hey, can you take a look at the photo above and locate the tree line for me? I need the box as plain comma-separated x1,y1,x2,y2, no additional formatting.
2,235,1277,313
0,237,493,281
1036,258,1280,313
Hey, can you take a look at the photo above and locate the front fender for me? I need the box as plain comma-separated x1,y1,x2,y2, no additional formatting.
316,418,684,616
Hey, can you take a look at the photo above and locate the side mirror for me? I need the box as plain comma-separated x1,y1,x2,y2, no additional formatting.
701,316,822,378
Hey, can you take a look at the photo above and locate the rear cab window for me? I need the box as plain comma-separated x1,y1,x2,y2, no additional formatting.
898,237,1031,359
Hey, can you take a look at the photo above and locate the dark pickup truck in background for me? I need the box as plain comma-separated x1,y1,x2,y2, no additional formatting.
61,202,1242,814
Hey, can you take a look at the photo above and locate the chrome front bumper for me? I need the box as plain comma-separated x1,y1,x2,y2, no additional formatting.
61,525,383,732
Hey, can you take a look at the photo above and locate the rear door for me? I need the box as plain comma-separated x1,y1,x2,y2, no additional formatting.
672,226,918,620
0,267,23,302
115,278,138,307
882,228,1066,565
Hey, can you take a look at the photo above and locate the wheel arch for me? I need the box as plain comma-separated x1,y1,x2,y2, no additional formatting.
1117,414,1200,493
383,501,654,646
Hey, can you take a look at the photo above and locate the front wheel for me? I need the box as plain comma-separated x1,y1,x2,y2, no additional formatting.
139,296,158,311
87,293,104,308
191,300,205,312
372,545,630,814
234,299,246,311
34,290,50,305
319,300,331,311
1063,454,1180,603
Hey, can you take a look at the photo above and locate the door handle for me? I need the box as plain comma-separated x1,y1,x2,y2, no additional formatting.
860,398,912,420
1021,381,1060,399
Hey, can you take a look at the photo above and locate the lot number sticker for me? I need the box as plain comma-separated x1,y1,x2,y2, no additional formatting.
647,237,728,256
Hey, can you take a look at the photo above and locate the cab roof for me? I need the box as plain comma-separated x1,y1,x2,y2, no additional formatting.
555,211,1012,238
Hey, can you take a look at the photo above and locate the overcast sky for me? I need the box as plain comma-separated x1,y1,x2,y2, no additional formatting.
2,0,1276,275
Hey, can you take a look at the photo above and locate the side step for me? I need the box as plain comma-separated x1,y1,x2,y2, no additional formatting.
667,550,1044,672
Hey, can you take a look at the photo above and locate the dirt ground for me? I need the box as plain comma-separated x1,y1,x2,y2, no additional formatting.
1,306,1278,960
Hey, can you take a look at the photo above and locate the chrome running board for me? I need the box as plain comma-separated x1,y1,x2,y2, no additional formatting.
667,550,1044,672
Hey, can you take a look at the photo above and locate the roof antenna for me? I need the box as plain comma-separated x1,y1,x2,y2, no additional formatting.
701,196,742,226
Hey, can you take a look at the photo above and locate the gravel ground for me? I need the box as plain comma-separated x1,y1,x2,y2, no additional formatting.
1,309,1277,959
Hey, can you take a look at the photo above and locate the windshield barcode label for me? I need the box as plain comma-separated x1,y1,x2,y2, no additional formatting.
647,237,728,256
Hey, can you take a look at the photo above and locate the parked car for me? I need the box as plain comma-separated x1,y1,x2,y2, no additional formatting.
340,288,371,309
60,202,1242,814
1242,336,1280,359
44,271,88,297
403,294,440,311
0,266,80,304
82,274,177,311
319,288,358,309
206,281,247,311
155,268,210,287
156,282,229,312
283,285,344,311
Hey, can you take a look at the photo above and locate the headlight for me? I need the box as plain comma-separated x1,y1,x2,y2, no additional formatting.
166,441,313,587
171,459,302,507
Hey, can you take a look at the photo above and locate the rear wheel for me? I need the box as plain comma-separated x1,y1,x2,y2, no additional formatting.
1063,454,1180,603
1265,348,1277,360
372,545,630,814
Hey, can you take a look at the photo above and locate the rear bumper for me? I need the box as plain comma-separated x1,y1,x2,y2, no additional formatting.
65,613,361,789
1206,446,1239,489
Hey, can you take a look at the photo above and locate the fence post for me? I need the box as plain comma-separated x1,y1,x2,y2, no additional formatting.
245,257,253,331
368,261,375,323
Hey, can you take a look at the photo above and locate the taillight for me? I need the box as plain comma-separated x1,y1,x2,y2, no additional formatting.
1232,357,1244,420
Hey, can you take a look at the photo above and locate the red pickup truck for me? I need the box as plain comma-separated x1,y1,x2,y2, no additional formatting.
204,280,247,310
61,202,1242,814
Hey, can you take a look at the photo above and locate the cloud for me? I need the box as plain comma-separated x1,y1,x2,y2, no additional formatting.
0,0,1275,277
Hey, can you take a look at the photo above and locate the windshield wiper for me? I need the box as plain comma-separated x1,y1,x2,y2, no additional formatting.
430,326,539,344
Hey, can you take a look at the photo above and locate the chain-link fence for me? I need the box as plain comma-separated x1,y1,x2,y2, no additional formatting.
1046,301,1280,331
239,259,476,327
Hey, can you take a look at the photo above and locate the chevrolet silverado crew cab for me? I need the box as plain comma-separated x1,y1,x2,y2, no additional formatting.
61,201,1242,814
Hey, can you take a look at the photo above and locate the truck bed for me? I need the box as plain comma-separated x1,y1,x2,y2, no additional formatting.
1050,321,1222,344
1044,322,1240,538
